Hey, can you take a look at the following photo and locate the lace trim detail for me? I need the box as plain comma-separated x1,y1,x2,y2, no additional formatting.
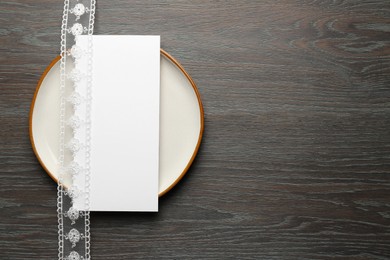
68,92,84,106
65,251,84,260
67,115,84,129
64,207,83,225
65,228,85,248
58,0,96,259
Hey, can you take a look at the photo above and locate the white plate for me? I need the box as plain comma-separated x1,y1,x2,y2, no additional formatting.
29,50,204,196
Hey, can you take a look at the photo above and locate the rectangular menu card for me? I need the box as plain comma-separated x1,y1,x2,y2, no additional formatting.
74,35,160,212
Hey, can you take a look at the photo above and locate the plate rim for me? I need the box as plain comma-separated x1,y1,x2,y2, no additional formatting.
29,49,204,197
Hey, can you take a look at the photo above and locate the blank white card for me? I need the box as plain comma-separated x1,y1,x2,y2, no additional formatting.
74,35,160,211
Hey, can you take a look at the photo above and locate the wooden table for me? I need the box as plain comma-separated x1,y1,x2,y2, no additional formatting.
1,1,389,259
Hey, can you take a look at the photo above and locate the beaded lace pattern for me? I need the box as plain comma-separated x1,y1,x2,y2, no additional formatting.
58,0,96,259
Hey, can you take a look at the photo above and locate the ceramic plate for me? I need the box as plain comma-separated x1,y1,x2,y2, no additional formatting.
29,50,204,196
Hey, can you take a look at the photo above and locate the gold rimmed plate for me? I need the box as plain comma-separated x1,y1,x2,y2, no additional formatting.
29,49,204,196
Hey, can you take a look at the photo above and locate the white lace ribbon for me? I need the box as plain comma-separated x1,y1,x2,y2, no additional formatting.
58,0,96,259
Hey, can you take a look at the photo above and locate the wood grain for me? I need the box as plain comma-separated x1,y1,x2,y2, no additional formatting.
1,0,390,259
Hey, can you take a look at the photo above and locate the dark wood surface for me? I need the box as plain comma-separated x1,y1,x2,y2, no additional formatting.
1,1,390,259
